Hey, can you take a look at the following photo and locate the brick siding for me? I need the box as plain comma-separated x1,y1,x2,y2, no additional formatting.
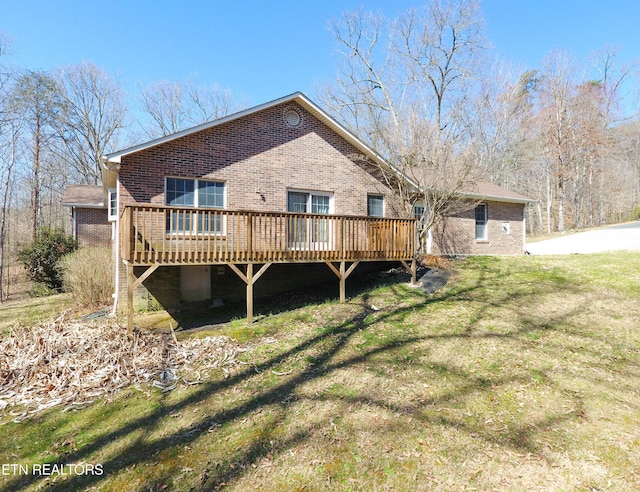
75,208,112,248
432,201,525,255
116,101,403,312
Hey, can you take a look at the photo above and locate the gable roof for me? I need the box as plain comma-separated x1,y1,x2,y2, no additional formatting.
102,92,530,204
61,184,105,208
407,167,533,204
103,92,400,178
458,181,534,204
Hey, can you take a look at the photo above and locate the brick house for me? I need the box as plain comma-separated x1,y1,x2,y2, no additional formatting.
61,184,112,248
423,181,533,256
66,92,531,329
101,92,417,330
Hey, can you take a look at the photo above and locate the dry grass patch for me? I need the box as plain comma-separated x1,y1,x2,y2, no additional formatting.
0,316,243,423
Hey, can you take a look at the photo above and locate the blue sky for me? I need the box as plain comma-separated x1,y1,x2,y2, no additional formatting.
2,0,639,107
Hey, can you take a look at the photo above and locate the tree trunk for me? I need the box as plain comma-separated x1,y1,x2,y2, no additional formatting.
557,176,565,232
32,119,41,241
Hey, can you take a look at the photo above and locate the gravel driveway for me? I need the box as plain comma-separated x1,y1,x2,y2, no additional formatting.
526,222,640,255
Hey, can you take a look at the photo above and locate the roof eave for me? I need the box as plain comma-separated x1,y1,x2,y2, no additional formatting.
61,202,105,208
458,192,535,204
102,92,408,182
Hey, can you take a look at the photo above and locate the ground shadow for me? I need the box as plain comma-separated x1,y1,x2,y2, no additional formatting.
2,258,605,491
160,262,427,332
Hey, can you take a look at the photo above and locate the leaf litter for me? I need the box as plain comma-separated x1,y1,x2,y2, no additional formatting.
0,314,245,423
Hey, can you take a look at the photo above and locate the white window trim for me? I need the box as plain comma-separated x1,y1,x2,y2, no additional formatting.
108,188,118,222
413,203,432,254
286,189,334,214
475,203,488,241
165,177,227,236
286,189,334,251
164,176,226,209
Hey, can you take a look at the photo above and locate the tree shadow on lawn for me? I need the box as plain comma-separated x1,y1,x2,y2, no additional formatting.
166,263,426,332
2,262,608,491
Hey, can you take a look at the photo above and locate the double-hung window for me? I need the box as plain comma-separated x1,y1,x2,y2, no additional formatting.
166,177,225,235
475,203,487,241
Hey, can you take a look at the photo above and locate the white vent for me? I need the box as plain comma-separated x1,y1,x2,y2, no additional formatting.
284,107,302,128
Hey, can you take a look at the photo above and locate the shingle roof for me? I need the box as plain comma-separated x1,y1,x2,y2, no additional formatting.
458,181,534,204
407,167,533,204
61,185,105,208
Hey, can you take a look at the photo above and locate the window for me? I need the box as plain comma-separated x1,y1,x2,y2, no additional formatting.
475,203,487,240
165,177,225,234
367,195,384,217
108,188,117,221
287,190,332,249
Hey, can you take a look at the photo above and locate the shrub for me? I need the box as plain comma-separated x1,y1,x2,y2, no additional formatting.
60,247,114,308
17,228,77,291
630,205,640,221
418,254,451,271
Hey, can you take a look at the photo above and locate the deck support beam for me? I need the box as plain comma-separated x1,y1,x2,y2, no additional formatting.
126,263,159,334
326,261,360,302
227,262,272,324
400,259,417,285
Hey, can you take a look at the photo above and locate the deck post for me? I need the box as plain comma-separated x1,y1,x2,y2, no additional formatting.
400,259,418,285
246,263,254,323
227,262,272,324
126,263,160,334
127,263,135,334
246,213,253,261
325,261,360,303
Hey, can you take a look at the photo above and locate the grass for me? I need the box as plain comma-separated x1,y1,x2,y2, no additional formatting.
1,252,639,491
0,292,74,334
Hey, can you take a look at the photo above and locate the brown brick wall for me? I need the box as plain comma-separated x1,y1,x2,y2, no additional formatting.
115,101,403,313
117,102,402,215
75,208,112,248
432,201,525,255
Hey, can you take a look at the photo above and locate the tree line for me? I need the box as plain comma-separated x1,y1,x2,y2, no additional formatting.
0,36,242,300
322,0,640,240
1,0,640,300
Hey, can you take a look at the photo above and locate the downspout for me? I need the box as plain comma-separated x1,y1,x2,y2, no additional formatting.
111,183,120,316
102,156,121,316
523,205,527,253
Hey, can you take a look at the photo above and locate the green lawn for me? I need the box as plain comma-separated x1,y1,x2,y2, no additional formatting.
1,253,639,491
0,293,73,334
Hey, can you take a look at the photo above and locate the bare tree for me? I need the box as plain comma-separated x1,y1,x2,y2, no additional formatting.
471,66,537,185
534,48,637,232
0,38,20,301
55,62,127,185
323,0,487,250
536,51,582,232
138,79,241,138
12,70,64,241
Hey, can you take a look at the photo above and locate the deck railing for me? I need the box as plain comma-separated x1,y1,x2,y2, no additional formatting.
120,204,416,265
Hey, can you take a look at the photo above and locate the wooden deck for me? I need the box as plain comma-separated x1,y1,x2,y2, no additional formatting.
120,204,417,330
121,204,416,265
